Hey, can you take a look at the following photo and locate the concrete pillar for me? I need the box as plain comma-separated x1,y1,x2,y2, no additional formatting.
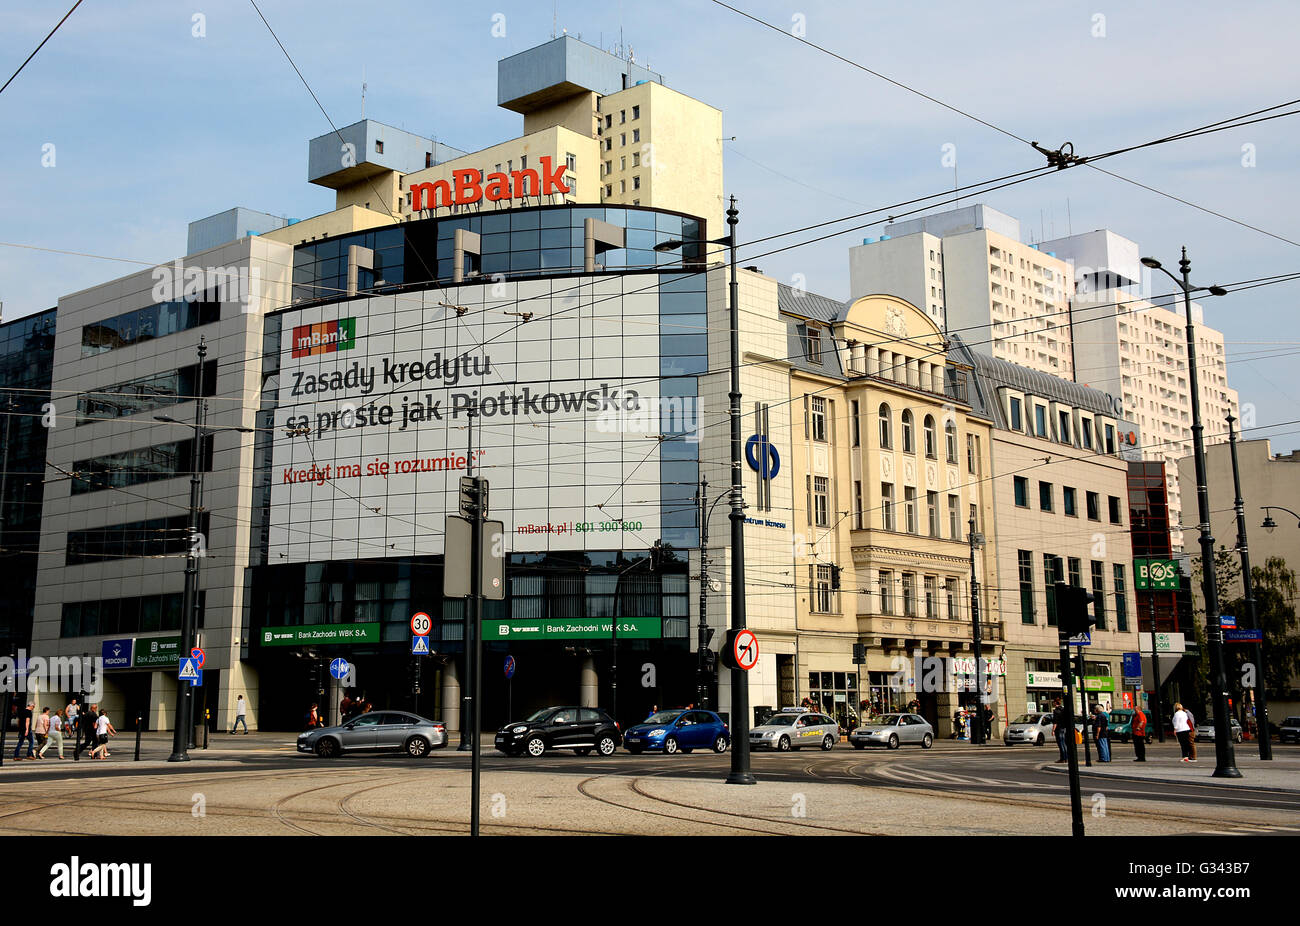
866,346,879,377
906,359,919,389
918,362,931,393
580,655,598,707
932,365,945,395
440,659,460,733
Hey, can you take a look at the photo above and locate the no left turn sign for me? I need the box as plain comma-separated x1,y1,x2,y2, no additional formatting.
733,629,759,671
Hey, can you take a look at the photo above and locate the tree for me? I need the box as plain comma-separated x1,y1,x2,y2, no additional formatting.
1222,556,1300,701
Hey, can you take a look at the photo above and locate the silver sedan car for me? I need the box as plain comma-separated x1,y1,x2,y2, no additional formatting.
297,711,448,758
750,710,839,751
850,713,934,749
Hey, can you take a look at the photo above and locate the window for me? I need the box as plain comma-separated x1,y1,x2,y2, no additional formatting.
1039,481,1053,512
605,114,612,128
566,152,577,172
1009,397,1023,431
854,481,863,529
77,360,217,425
945,420,958,463
632,152,640,167
1044,555,1063,625
1034,404,1048,438
923,415,937,459
927,491,939,537
805,476,812,526
966,433,981,474
811,396,827,442
1014,476,1029,507
604,184,612,197
878,404,892,448
633,175,641,190
1113,564,1129,631
902,573,916,616
1068,557,1082,587
1108,496,1122,524
375,140,384,153
620,133,626,147
879,570,894,614
1080,416,1093,449
1091,561,1107,630
71,436,212,495
632,105,640,119
81,298,220,357
1018,551,1035,624
1063,486,1077,517
620,109,626,124
805,325,823,362
948,495,960,539
1086,491,1100,521
852,400,860,447
605,138,612,151
945,578,958,619
632,128,640,143
924,576,938,618
520,155,527,170
901,410,914,453
1058,409,1071,444
813,476,829,527
620,180,626,194
1105,423,1116,454
904,487,917,533
812,565,833,613
881,483,895,530
620,156,626,171
603,160,611,176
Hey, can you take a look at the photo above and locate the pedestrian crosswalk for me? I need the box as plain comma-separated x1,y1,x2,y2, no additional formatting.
869,763,1043,788
1199,822,1300,836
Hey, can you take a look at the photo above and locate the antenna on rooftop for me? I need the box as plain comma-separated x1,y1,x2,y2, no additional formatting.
361,66,367,119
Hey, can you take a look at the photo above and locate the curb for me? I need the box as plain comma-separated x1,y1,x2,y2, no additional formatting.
1038,761,1300,793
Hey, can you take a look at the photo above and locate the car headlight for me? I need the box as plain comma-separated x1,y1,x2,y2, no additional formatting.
649,729,665,737
512,725,527,734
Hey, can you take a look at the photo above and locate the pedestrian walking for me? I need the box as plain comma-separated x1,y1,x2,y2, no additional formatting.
1131,707,1147,762
1172,702,1194,761
65,698,80,734
983,705,994,742
232,695,249,734
33,707,51,759
339,695,354,721
1051,698,1069,762
1093,705,1111,762
39,710,66,759
74,703,99,760
1187,708,1198,761
11,702,35,759
305,703,321,730
89,711,116,759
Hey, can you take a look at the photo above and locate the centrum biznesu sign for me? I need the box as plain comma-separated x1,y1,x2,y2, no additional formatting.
409,159,570,211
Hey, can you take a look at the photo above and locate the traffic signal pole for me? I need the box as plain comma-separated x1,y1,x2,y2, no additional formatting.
1058,628,1086,837
467,404,483,837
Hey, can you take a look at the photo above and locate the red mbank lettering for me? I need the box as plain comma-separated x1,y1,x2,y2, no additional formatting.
407,159,569,211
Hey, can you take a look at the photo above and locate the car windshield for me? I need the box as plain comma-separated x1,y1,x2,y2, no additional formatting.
1012,714,1045,724
1286,717,1300,725
760,714,797,726
866,715,900,726
644,711,684,725
526,708,559,722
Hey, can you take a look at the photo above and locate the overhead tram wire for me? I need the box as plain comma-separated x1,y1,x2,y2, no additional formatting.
0,0,84,98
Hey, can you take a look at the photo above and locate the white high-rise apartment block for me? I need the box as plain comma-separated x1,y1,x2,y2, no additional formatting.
1042,229,1238,550
849,205,1076,379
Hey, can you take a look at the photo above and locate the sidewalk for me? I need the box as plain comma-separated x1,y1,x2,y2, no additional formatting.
1041,751,1300,791
0,729,296,772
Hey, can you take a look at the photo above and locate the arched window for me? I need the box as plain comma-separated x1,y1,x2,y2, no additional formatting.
945,419,958,464
901,409,914,454
878,403,892,449
924,415,937,459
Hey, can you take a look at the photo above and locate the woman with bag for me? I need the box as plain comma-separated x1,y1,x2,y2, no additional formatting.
38,709,66,759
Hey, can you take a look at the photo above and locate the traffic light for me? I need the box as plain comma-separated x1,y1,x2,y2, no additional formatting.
459,476,488,518
831,565,842,590
1055,582,1096,637
852,643,866,665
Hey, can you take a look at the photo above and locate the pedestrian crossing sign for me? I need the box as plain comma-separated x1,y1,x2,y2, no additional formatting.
179,658,199,680
411,635,430,655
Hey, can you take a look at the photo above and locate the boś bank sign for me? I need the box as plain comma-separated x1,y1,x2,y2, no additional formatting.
409,158,570,211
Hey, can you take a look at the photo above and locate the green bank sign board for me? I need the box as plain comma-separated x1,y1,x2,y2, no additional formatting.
1135,558,1179,590
483,618,663,641
261,623,380,647
134,636,184,668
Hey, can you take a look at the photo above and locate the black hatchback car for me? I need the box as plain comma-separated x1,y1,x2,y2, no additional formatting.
495,706,622,757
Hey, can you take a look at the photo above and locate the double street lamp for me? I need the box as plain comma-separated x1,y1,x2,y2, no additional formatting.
155,338,254,762
1140,251,1239,778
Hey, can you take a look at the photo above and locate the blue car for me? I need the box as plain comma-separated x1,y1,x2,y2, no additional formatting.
623,709,730,755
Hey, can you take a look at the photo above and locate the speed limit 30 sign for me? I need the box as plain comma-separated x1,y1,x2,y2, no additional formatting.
410,612,432,637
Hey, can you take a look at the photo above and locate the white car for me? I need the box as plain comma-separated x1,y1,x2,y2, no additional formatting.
850,713,935,749
1003,712,1055,746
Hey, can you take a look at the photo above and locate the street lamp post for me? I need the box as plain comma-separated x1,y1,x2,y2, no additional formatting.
1140,250,1240,778
696,481,732,711
1226,415,1270,759
968,516,986,744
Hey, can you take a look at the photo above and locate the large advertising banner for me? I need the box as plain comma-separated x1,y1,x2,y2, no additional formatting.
268,275,667,562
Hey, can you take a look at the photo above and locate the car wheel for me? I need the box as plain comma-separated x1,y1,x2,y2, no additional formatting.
887,733,900,750
526,736,546,758
821,734,835,751
405,736,430,758
921,733,934,749
315,738,339,759
664,736,680,755
1036,734,1044,746
777,735,791,752
597,735,617,757
712,735,728,754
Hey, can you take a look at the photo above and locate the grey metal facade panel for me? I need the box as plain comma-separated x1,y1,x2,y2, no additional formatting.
776,282,845,323
950,335,1116,420
497,36,663,110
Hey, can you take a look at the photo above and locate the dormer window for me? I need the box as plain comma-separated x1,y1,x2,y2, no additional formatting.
804,325,823,363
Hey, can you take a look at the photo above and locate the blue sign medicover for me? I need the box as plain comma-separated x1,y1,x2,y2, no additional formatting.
101,638,133,670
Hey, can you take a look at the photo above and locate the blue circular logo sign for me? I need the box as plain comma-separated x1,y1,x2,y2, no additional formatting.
745,435,780,480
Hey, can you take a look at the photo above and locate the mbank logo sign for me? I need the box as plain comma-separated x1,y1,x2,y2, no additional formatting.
292,317,356,358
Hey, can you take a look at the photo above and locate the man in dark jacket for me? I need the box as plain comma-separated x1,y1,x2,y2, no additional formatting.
74,703,99,760
1093,705,1111,762
12,702,35,759
1050,698,1069,762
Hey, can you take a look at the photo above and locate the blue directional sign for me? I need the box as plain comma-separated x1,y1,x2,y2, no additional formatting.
411,636,430,655
1122,652,1142,680
329,657,350,680
1224,628,1263,642
504,654,516,679
1220,614,1237,629
102,638,133,670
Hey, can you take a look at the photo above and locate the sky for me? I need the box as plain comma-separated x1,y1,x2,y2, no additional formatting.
2,0,1298,447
